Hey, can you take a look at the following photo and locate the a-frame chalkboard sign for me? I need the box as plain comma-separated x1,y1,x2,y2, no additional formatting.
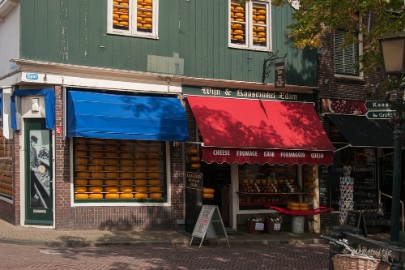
345,210,368,237
189,205,230,248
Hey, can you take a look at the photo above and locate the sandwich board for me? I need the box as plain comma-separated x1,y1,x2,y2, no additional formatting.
190,204,230,248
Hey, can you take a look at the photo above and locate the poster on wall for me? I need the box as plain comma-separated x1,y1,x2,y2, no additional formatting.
29,130,51,209
321,98,367,115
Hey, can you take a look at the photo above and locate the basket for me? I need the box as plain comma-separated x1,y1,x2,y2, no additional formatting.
332,254,391,270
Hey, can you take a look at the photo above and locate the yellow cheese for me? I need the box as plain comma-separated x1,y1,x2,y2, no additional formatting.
75,193,89,199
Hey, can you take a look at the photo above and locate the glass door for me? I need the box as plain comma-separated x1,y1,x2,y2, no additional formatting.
24,118,53,225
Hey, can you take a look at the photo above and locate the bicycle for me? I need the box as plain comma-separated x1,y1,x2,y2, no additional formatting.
321,235,392,270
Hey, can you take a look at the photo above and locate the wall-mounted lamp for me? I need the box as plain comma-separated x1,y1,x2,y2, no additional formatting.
31,97,40,112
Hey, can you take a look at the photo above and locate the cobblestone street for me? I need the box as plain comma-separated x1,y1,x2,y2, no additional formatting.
0,242,330,270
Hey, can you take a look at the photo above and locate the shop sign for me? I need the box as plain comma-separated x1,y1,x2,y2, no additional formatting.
186,171,203,190
364,100,391,110
183,85,314,102
202,148,333,165
275,62,285,88
365,110,394,119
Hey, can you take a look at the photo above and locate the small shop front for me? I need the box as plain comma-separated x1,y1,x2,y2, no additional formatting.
322,98,397,233
184,86,334,233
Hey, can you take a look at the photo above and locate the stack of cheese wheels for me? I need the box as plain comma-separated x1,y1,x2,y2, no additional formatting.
202,187,215,200
230,4,245,41
112,0,130,28
188,146,201,169
287,201,300,211
253,7,267,44
137,0,153,31
299,202,309,211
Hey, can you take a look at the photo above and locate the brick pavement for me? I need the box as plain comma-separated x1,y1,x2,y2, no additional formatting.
0,241,330,269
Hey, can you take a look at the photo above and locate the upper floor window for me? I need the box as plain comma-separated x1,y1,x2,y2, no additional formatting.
229,0,271,51
334,30,361,77
108,0,159,39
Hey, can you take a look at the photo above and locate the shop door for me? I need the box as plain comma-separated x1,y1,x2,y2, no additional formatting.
24,118,53,225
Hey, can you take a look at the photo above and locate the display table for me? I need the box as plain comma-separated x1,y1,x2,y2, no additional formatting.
268,206,334,233
268,205,333,216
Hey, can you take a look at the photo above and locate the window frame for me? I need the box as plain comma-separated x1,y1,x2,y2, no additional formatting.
333,29,363,78
107,0,159,39
228,0,272,51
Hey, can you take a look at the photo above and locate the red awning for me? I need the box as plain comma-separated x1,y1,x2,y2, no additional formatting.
187,96,334,165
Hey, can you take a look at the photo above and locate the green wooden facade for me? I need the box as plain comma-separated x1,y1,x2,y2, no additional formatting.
20,0,316,86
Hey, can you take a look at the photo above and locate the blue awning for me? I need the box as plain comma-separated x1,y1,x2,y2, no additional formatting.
67,90,189,141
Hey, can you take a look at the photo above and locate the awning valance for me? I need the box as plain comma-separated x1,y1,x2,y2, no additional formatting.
67,90,189,141
187,96,333,165
327,114,394,148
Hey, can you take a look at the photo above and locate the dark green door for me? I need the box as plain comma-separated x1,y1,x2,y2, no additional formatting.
24,118,53,225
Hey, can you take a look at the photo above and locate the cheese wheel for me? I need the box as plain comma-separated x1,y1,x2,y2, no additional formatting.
105,180,119,186
105,193,120,199
105,186,119,193
89,158,103,165
92,172,105,179
120,172,133,179
104,159,119,165
120,193,133,199
104,145,118,151
135,186,147,193
189,156,200,162
147,166,160,172
75,193,89,199
149,193,163,199
75,150,87,157
75,179,88,186
148,186,162,192
300,207,309,211
288,206,300,211
89,186,103,193
89,144,103,151
88,165,102,171
187,148,199,154
134,159,148,166
147,159,160,166
75,165,88,171
191,163,201,169
235,6,244,12
234,35,244,40
74,186,87,193
120,180,133,186
148,180,161,186
233,29,244,35
256,15,266,21
231,23,243,30
134,180,148,185
134,172,147,179
235,12,244,18
120,152,133,158
104,165,118,171
89,193,103,199
121,159,133,166
288,202,299,207
257,9,266,15
113,13,119,19
134,193,148,199
120,186,133,193
203,187,215,194
120,21,129,27
203,193,214,199
144,17,152,23
76,172,91,178
75,157,88,164
147,153,161,158
105,172,119,178
89,179,103,185
134,166,147,171
258,32,266,37
147,172,160,179
299,202,308,207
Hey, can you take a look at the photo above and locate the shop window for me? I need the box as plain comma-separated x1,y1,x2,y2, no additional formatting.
0,129,13,200
229,0,271,51
108,0,158,39
73,138,166,203
334,30,361,77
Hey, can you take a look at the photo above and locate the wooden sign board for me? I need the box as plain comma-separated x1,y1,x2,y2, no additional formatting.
346,210,367,237
190,205,230,248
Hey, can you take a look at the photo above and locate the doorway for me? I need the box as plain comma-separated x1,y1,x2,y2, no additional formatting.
201,163,231,226
24,118,53,225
